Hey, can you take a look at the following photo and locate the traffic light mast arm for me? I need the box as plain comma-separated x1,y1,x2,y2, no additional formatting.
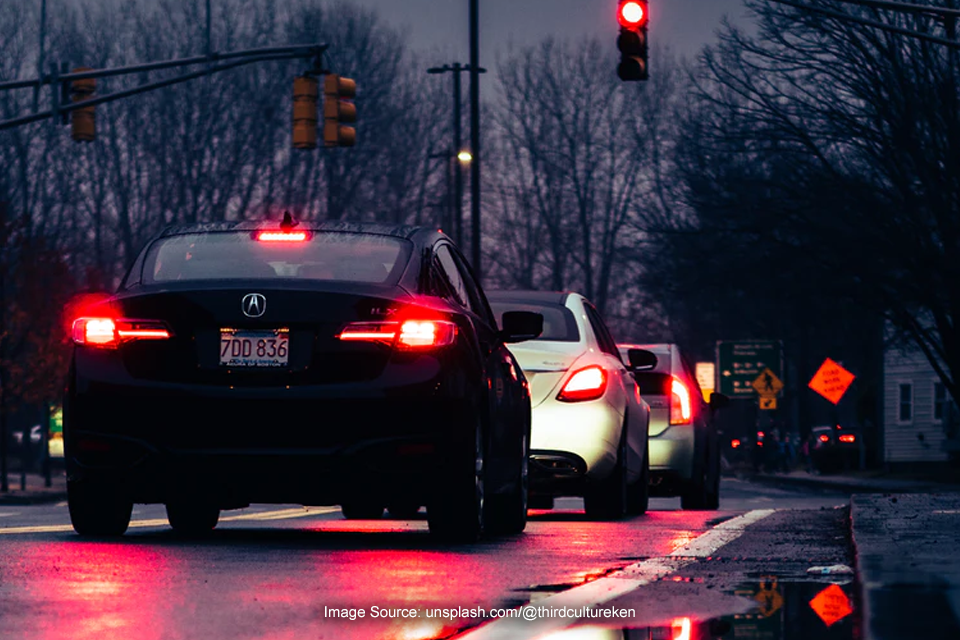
0,44,328,132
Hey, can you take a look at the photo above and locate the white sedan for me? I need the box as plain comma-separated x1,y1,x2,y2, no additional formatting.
488,291,650,519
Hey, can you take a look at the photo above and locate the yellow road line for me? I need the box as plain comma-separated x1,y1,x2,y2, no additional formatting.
0,506,341,535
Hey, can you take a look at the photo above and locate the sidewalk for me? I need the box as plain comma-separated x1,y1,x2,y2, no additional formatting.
852,493,960,640
0,470,67,505
739,467,960,494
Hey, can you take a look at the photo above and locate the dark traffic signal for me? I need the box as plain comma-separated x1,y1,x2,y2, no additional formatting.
292,75,319,150
617,1,649,82
70,67,96,142
323,74,357,147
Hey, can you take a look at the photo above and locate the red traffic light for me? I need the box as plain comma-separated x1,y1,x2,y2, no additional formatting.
618,1,647,28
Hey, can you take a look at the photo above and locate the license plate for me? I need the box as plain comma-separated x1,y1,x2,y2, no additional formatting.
220,330,289,368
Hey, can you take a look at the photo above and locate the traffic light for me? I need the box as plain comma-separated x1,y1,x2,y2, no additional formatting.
323,74,356,147
617,0,649,81
292,76,319,150
70,67,96,142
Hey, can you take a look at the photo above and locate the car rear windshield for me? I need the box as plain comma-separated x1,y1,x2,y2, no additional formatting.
142,231,411,284
488,301,580,342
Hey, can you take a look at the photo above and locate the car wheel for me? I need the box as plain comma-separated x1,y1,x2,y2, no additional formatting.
386,502,421,519
166,501,220,534
584,437,627,521
627,440,650,516
340,503,385,520
682,445,720,511
68,479,133,537
428,419,485,542
486,433,529,535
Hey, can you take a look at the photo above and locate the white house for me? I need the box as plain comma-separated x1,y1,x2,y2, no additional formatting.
883,342,958,465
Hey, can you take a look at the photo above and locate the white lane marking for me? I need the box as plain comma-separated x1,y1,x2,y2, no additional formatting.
0,512,21,518
0,506,341,535
460,509,776,640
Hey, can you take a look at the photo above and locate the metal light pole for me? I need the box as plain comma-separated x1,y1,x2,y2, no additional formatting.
427,63,485,247
469,0,482,282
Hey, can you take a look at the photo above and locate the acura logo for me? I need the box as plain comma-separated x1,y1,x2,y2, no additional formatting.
241,293,266,318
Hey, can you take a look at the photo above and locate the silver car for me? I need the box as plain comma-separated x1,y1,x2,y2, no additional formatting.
488,291,650,519
617,343,728,510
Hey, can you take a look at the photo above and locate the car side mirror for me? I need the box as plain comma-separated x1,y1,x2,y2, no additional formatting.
709,392,729,411
500,311,543,344
627,348,658,371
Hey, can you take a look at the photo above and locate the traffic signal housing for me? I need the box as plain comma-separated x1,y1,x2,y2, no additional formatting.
292,76,319,150
323,74,356,147
617,1,649,82
70,67,96,142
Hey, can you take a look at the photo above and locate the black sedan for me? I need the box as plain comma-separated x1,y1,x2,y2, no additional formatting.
64,218,542,541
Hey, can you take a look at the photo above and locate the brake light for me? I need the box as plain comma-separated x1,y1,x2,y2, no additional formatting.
558,365,607,402
819,434,830,443
670,376,692,424
256,230,308,242
338,320,457,349
72,317,172,348
839,434,856,443
731,439,741,449
671,617,692,640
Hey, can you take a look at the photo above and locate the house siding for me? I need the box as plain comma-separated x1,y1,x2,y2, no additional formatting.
883,346,950,463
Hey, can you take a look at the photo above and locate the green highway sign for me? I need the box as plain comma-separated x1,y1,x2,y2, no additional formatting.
716,340,783,397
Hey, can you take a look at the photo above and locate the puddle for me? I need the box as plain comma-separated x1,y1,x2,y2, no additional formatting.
530,578,860,640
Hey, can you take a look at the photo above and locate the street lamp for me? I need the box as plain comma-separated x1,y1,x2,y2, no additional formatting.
426,63,485,250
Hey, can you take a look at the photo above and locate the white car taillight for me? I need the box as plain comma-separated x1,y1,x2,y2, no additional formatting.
557,365,607,402
670,375,692,425
72,317,172,348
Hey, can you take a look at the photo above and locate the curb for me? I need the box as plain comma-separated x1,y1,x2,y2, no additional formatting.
736,472,945,494
0,491,67,506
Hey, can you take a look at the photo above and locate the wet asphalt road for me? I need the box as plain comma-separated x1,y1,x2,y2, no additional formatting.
0,478,852,639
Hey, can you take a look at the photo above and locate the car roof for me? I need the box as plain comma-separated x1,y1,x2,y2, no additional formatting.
485,290,570,305
157,220,425,240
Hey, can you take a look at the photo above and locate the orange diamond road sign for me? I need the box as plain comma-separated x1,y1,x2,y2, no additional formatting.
809,583,853,627
808,358,855,405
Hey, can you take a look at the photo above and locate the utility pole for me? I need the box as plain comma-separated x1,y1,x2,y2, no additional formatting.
469,0,482,282
427,63,484,247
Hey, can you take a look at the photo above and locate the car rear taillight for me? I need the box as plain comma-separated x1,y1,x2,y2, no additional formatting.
338,320,457,349
557,365,607,402
839,434,856,444
731,438,741,449
819,434,830,443
72,317,172,348
255,230,309,242
669,376,692,425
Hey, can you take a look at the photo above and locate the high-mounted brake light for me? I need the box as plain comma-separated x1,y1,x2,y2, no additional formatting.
72,317,172,348
670,376,692,425
558,365,607,403
338,320,457,349
256,231,308,242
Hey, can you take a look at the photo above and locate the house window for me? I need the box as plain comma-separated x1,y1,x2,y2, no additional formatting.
934,382,948,421
899,383,913,422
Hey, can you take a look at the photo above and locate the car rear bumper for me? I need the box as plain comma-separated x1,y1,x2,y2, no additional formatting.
66,357,475,506
528,398,621,495
649,423,695,481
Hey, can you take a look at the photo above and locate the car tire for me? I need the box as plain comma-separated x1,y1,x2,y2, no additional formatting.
166,501,220,534
486,433,529,535
428,419,485,542
68,479,133,537
341,503,385,520
584,437,627,521
627,440,650,516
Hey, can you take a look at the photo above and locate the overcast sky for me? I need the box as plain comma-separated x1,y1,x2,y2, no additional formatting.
348,0,750,63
